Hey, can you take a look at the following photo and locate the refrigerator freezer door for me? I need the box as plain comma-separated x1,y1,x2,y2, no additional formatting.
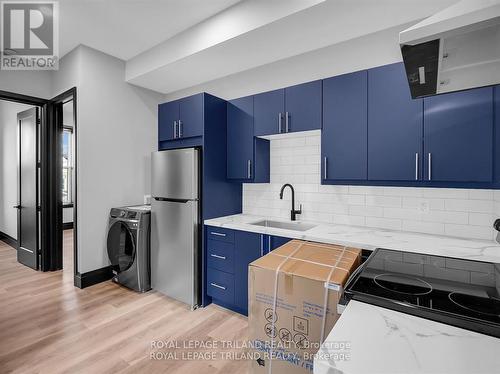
151,148,199,200
151,198,199,308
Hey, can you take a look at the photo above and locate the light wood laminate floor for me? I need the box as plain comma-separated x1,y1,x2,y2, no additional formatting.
0,230,249,374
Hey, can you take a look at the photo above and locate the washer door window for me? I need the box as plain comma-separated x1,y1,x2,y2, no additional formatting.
107,221,136,273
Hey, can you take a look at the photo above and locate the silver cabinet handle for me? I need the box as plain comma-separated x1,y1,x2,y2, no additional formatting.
428,153,432,180
324,157,328,180
173,121,177,138
247,159,252,179
278,113,283,133
415,153,419,180
210,254,226,260
285,111,290,132
210,232,226,237
268,236,271,253
178,120,183,138
210,282,226,290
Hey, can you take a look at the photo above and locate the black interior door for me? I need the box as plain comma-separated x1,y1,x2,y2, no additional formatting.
16,107,40,269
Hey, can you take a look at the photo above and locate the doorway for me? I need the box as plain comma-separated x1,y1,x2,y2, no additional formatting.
0,88,77,274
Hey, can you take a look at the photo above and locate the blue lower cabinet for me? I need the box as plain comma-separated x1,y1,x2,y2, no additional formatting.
207,269,235,305
265,235,292,254
205,227,291,315
234,231,263,315
207,240,234,273
423,87,494,183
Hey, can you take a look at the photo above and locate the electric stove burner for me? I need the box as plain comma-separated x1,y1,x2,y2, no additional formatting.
448,293,500,317
373,273,433,296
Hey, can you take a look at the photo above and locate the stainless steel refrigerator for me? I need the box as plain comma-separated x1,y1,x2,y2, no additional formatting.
151,148,200,309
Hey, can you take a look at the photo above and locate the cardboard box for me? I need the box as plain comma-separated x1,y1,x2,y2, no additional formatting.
248,240,361,374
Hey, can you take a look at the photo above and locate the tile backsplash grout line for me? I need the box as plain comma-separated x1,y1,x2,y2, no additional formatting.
243,133,499,241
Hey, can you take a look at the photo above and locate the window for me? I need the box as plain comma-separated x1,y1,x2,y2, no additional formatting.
62,127,73,205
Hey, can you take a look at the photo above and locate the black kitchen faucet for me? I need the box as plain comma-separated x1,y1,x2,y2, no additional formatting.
279,183,302,221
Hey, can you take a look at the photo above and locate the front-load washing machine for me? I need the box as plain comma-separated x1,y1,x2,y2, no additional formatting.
106,205,151,292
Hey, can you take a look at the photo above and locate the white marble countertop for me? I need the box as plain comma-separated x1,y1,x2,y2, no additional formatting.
314,300,500,374
204,214,500,263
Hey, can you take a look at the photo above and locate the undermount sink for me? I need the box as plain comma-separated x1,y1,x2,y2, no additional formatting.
250,219,316,232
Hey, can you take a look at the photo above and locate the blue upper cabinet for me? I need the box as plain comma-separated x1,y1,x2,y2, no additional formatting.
284,80,322,133
368,62,423,181
158,93,204,143
178,93,204,139
424,87,494,183
158,100,179,141
322,71,367,181
253,81,322,136
227,96,270,182
254,89,285,136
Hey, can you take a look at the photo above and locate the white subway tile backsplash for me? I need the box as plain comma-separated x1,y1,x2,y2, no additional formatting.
242,133,497,241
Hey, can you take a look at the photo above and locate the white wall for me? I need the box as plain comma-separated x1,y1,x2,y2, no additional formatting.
0,70,52,99
0,100,35,239
164,23,406,101
243,132,498,241
54,45,163,273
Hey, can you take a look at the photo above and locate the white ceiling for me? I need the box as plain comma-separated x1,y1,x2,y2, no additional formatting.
124,0,459,94
59,0,242,60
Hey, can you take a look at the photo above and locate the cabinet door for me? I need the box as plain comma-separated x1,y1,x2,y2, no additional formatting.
268,235,291,253
179,93,204,138
234,231,262,315
158,101,179,141
285,80,322,133
368,63,423,181
254,89,285,136
496,85,500,183
227,97,254,180
322,71,367,181
424,87,493,182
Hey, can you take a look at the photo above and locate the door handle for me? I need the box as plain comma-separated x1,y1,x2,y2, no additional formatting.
210,282,226,291
285,111,290,132
415,153,419,180
13,205,21,209
210,231,226,237
324,157,328,180
173,121,177,139
247,160,252,179
428,153,432,180
210,254,226,260
268,236,271,253
278,113,283,133
178,120,183,138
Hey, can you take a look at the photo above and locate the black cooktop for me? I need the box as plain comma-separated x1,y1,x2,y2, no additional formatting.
343,248,500,338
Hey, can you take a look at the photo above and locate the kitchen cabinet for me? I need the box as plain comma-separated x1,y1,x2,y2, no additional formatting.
265,235,291,254
254,81,321,136
368,62,424,181
158,93,203,141
322,71,367,181
233,230,262,314
254,89,284,136
423,87,494,183
158,100,179,141
227,96,269,182
284,80,322,133
205,226,291,315
178,94,204,139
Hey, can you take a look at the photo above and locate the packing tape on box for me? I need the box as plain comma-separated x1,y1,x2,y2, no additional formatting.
267,241,353,374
